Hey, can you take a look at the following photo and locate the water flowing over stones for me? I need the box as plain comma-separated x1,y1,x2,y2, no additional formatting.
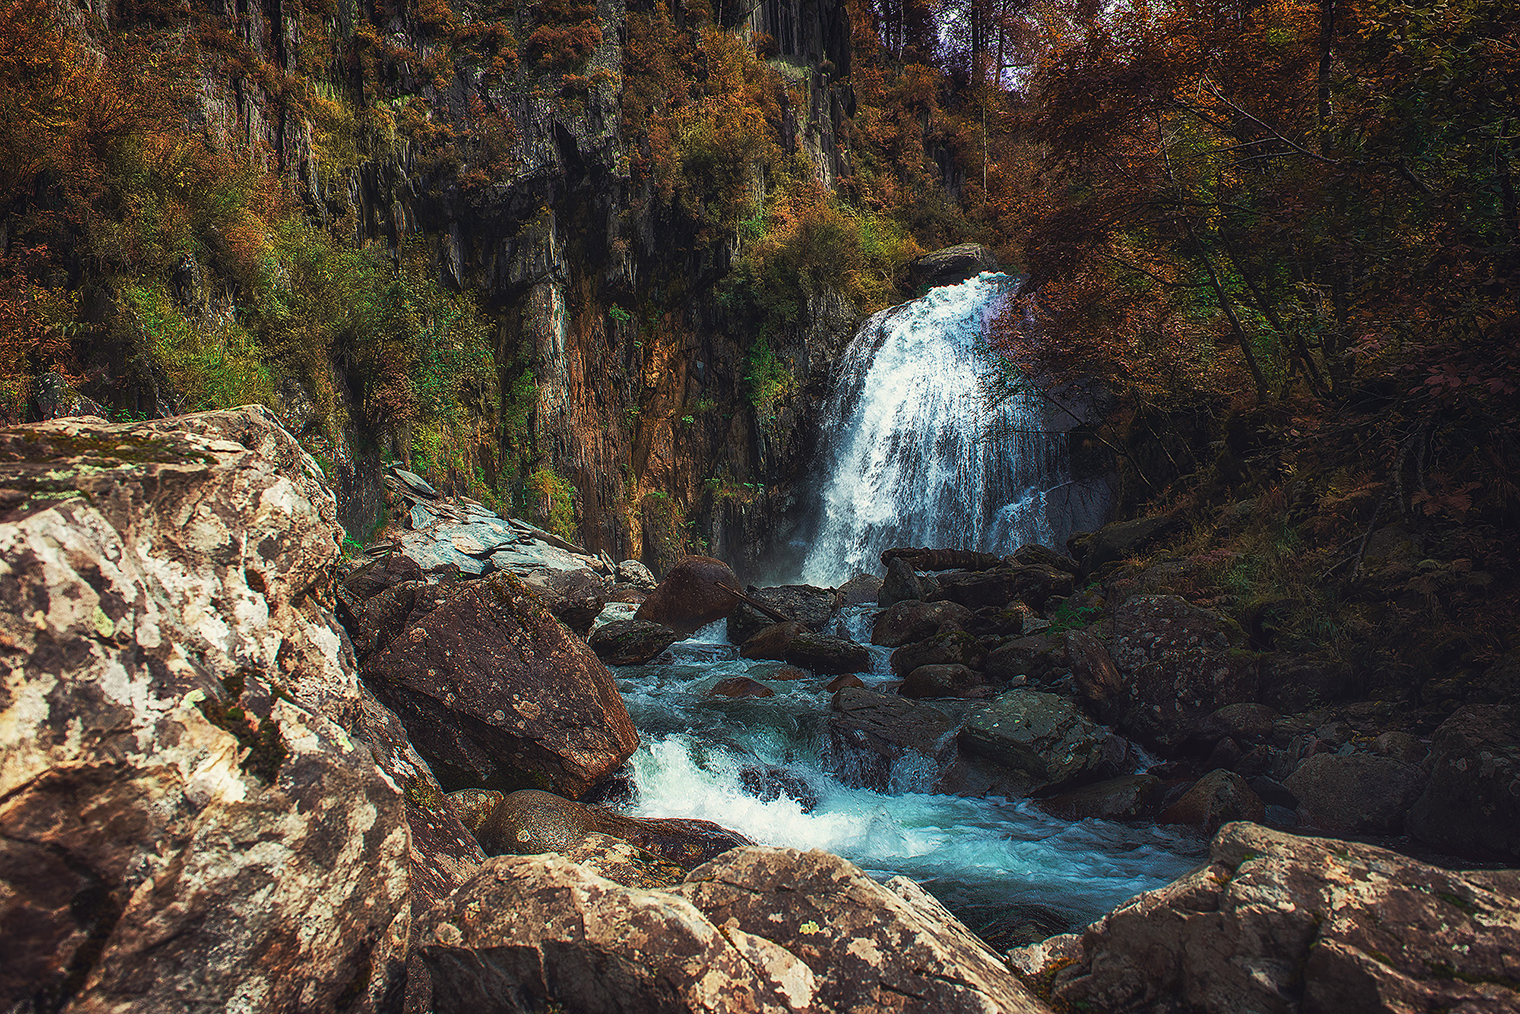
797,273,1109,586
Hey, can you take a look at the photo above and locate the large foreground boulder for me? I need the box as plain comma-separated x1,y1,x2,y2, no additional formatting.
0,409,410,1013
1014,822,1520,1014
679,848,1049,1013
419,854,815,1013
364,572,640,796
419,846,1050,1014
636,555,741,636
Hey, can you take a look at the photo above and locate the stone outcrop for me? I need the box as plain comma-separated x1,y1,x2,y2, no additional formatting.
679,848,1048,1013
1406,704,1520,859
905,244,1002,291
363,572,640,796
0,409,410,1013
418,853,817,1013
1014,822,1520,1014
1109,595,1258,750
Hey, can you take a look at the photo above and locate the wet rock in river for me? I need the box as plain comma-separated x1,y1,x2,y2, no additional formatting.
363,571,640,797
900,663,988,699
785,632,872,674
826,688,958,792
958,690,1110,791
727,583,838,643
740,620,809,661
1039,774,1166,822
709,676,777,699
589,617,681,665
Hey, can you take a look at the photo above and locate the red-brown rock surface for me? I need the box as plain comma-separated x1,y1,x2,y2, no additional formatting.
364,571,640,797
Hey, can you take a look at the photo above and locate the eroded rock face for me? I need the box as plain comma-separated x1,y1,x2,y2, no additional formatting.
1110,595,1259,750
1018,822,1520,1014
364,571,639,796
678,847,1048,1013
0,409,410,1013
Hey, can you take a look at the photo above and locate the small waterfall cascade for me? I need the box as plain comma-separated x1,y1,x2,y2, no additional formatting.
798,273,1081,586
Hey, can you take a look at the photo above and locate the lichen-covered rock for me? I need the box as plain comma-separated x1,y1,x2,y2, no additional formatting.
1110,595,1259,750
984,633,1066,683
1285,752,1427,834
364,571,639,796
589,617,680,665
871,599,974,647
959,691,1109,790
1406,704,1520,860
0,409,410,1013
446,788,507,833
1028,822,1520,1014
678,847,1049,1013
635,555,741,636
419,853,817,1013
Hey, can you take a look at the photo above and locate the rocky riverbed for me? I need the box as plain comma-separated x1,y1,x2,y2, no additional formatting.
2,408,1515,1013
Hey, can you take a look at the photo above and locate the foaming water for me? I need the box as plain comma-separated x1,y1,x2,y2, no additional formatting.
615,635,1202,940
798,273,1075,586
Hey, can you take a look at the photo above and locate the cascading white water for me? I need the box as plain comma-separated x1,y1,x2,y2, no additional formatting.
798,273,1080,586
614,627,1202,946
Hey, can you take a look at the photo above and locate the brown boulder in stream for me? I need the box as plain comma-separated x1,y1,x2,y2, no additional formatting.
635,555,741,636
364,572,639,797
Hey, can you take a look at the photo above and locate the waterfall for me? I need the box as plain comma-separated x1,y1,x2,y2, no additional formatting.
797,273,1101,586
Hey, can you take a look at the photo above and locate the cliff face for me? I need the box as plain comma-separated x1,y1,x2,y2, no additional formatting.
149,0,865,575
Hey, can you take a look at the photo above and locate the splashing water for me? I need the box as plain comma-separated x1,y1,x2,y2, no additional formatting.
797,273,1090,586
615,627,1202,944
